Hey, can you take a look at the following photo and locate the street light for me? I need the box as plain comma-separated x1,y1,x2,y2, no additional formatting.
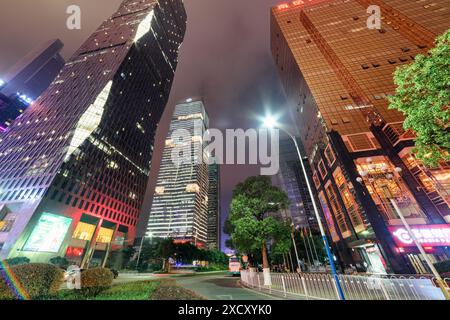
262,115,346,300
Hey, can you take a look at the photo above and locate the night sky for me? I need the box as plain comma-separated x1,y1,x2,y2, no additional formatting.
0,0,291,250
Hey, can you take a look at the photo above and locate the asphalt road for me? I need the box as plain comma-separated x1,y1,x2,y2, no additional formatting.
172,272,282,300
113,272,281,300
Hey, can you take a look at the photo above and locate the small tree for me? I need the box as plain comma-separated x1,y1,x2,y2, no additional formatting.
389,29,450,167
156,238,176,272
106,245,135,270
228,176,289,270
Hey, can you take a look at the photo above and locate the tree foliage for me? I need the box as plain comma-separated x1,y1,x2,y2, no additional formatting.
389,29,450,167
228,176,290,268
131,237,229,272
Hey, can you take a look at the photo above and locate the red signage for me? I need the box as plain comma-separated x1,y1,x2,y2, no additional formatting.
388,224,450,247
66,247,84,257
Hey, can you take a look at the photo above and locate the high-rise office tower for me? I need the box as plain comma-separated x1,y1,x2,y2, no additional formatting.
147,99,210,247
277,138,317,230
0,39,65,131
207,158,220,249
271,0,449,274
0,0,187,267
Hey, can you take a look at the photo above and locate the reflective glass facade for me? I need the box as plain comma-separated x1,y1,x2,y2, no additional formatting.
271,0,449,274
147,100,210,246
0,0,187,265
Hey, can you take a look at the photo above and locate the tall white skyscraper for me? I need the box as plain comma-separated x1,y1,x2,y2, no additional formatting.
147,99,210,246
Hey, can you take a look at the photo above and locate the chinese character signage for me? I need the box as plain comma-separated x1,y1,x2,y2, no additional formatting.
388,224,450,247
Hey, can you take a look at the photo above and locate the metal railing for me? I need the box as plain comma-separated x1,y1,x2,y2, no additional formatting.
240,270,446,300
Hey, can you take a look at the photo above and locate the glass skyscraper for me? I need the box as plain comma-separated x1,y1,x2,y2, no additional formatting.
271,0,450,274
0,0,187,267
277,138,317,230
147,99,210,247
207,158,220,249
0,39,65,131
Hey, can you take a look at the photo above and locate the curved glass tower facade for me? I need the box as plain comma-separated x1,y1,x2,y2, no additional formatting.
0,0,187,266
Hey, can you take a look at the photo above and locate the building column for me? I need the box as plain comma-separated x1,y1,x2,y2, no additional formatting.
81,217,103,268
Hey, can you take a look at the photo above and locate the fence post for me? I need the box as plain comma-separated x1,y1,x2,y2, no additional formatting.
332,275,342,300
378,278,391,300
257,272,261,291
301,275,309,300
282,275,287,297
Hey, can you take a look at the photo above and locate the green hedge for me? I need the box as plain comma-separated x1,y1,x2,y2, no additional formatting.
3,257,30,266
0,263,64,300
0,275,15,300
79,268,114,297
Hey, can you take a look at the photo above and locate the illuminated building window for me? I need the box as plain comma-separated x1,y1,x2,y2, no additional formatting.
324,144,336,166
165,139,175,148
318,191,339,242
313,171,321,189
186,183,200,193
155,186,165,195
318,160,327,179
107,161,119,170
96,227,114,243
333,167,366,233
325,182,351,239
72,222,96,241
400,151,450,216
356,157,425,221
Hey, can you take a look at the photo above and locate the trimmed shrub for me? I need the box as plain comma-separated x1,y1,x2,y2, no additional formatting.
0,275,15,300
79,268,114,297
0,263,64,299
49,256,69,269
3,257,30,266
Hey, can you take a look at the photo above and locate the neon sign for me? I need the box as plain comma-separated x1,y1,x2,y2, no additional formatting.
388,224,450,247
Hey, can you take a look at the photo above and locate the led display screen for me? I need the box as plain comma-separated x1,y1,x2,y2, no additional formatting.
23,213,72,253
388,224,450,247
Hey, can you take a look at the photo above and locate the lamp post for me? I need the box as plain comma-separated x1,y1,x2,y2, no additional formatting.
263,116,346,300
136,233,149,271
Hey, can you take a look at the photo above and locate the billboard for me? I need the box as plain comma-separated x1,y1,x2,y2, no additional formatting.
388,224,450,247
23,213,72,253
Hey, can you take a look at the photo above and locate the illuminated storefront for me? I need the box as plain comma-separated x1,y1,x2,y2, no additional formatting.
355,156,425,222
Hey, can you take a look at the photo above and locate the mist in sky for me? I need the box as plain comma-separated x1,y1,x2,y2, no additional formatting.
0,0,290,250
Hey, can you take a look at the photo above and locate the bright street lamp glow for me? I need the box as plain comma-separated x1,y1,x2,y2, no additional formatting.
262,115,278,129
